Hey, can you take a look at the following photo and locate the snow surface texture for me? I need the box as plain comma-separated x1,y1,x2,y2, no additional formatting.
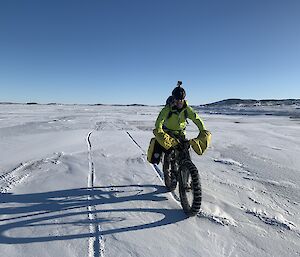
0,104,299,257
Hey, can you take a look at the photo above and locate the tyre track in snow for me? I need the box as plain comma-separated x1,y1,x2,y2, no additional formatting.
125,131,164,181
125,131,181,203
86,130,105,257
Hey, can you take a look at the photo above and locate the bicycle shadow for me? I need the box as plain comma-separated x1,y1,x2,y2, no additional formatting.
0,184,187,244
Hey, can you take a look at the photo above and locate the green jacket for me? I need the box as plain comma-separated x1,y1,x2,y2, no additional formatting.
155,100,205,134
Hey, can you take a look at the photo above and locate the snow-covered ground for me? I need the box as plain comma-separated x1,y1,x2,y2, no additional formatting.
0,104,299,257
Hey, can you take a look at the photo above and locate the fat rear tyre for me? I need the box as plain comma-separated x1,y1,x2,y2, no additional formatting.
179,160,202,216
163,154,177,191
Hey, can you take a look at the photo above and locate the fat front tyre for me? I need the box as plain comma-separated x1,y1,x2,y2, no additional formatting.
178,160,202,216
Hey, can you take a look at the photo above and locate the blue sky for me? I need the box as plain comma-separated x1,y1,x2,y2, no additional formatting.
0,0,299,105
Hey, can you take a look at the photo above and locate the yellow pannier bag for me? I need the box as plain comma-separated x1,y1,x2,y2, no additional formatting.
189,130,212,155
153,129,179,150
147,138,163,164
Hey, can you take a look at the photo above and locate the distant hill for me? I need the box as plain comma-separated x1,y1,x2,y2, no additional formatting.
203,98,300,107
195,98,300,118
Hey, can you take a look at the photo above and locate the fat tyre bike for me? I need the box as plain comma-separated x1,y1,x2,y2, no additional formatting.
163,137,202,217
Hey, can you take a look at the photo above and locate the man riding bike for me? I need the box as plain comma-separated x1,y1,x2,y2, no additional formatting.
147,81,211,216
153,81,211,155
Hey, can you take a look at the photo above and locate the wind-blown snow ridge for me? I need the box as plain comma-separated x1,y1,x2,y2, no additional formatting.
243,176,298,189
86,131,105,257
0,153,62,193
245,208,296,231
198,209,238,227
214,158,243,167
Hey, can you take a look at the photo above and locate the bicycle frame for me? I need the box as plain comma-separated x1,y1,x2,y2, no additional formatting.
167,140,192,187
162,135,202,216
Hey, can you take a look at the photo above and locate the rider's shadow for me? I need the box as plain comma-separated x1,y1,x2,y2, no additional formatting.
0,184,187,244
